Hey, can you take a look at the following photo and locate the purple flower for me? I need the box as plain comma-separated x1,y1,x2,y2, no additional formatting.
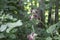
27,32,37,40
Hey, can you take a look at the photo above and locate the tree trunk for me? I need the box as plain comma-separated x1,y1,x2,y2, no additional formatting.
38,0,45,28
55,0,59,23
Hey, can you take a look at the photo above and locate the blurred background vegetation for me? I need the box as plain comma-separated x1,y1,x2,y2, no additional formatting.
0,0,60,40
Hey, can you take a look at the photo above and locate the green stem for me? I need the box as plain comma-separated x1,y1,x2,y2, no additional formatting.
32,25,35,32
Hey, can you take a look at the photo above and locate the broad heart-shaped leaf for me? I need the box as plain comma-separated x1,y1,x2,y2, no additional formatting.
46,37,52,40
6,20,23,27
0,25,7,32
46,24,57,33
0,20,23,33
6,20,23,33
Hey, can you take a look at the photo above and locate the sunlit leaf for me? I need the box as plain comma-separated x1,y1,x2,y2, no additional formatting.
46,24,57,33
6,20,23,33
0,25,7,32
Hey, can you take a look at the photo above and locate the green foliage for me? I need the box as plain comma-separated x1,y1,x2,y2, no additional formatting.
0,0,60,40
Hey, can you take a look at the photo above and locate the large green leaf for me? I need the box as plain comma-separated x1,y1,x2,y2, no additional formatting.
46,24,57,33
0,25,7,32
0,20,23,33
